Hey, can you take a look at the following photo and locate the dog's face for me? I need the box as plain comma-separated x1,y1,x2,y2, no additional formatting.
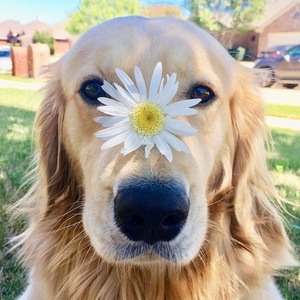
44,17,246,265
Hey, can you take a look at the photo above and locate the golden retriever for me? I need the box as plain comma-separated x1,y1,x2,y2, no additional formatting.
16,16,296,299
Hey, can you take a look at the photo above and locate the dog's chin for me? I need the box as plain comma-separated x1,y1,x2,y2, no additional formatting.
93,240,199,266
115,250,174,266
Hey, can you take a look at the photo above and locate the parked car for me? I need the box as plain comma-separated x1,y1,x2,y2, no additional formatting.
254,44,300,88
258,45,293,59
0,46,12,74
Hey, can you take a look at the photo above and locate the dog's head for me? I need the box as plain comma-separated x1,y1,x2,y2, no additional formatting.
36,16,292,268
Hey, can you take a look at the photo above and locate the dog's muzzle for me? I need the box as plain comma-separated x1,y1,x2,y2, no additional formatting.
114,178,190,245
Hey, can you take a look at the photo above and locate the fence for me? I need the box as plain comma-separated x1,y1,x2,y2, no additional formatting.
11,43,50,77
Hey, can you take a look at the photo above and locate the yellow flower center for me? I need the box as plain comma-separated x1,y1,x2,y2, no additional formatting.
131,102,165,136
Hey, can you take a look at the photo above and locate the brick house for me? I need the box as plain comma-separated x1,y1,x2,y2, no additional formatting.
231,0,300,59
51,21,73,54
0,20,24,45
0,19,73,54
256,0,300,55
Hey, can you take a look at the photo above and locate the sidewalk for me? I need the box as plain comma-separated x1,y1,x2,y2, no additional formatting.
261,87,300,107
266,116,300,131
0,79,43,90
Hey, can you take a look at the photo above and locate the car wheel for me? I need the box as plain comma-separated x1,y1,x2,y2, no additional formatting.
282,83,298,89
258,67,275,87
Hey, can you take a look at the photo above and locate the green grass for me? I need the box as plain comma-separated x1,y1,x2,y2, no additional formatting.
266,104,300,120
0,74,43,83
267,128,300,299
0,89,41,112
0,89,41,299
0,89,299,299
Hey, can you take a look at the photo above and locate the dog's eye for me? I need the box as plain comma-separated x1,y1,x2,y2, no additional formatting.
79,79,108,105
190,85,215,105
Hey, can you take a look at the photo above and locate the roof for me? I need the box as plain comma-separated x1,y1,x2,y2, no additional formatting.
50,20,72,40
22,21,51,37
0,20,23,39
0,19,71,41
255,0,300,32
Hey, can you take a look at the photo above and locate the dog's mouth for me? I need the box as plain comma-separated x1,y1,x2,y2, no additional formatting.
113,240,187,263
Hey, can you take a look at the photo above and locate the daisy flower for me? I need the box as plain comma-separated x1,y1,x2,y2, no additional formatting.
94,62,201,162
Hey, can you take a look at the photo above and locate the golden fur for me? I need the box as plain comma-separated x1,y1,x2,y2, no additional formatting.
15,17,296,299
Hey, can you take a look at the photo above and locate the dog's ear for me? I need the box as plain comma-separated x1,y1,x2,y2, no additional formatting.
227,67,295,270
35,62,73,215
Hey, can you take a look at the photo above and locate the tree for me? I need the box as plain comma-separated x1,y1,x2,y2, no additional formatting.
141,4,183,18
33,31,54,55
66,0,140,35
186,0,266,47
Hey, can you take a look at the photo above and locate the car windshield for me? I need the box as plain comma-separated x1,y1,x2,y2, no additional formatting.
287,45,300,56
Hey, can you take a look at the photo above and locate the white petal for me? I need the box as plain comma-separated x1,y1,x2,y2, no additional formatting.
159,83,178,106
166,108,198,116
114,83,139,105
95,124,130,138
157,73,178,106
145,141,155,158
98,97,128,109
121,131,142,155
160,130,189,154
134,66,147,101
115,68,141,103
153,136,173,162
149,62,162,100
101,81,135,107
164,99,201,116
97,105,130,117
159,78,165,94
94,116,128,127
100,131,129,150
165,119,198,136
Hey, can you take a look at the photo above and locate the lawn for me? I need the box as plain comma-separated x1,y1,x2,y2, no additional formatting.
0,88,299,299
0,74,43,83
0,89,41,299
266,104,300,120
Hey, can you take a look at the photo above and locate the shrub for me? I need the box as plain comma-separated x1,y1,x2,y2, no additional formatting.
33,31,54,55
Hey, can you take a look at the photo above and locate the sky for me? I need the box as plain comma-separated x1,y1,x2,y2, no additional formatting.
0,0,186,25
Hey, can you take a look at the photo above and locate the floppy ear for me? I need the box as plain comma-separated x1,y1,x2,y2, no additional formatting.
227,67,296,272
206,66,296,282
35,62,75,215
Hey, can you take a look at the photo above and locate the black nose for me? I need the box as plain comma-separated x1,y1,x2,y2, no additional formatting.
114,179,190,244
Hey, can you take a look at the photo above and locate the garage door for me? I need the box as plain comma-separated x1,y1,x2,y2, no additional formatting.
267,32,300,48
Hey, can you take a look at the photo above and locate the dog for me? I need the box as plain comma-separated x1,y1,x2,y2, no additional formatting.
16,16,296,299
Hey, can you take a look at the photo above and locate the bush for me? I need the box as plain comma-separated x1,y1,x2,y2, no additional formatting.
228,46,247,61
33,31,54,55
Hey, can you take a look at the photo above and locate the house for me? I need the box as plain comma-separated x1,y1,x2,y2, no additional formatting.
256,0,300,55
0,19,73,54
0,20,24,45
231,0,300,59
19,21,51,47
50,20,73,54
